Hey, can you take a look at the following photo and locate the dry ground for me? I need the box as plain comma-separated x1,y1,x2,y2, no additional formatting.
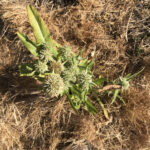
0,0,150,149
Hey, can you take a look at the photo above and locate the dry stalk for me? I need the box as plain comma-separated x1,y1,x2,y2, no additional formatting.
98,85,121,93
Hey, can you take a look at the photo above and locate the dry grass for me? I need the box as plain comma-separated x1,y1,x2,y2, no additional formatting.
0,0,150,149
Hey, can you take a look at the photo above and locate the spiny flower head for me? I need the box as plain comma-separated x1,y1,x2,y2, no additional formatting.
35,60,48,74
120,77,130,90
61,69,77,89
43,73,65,97
76,71,93,90
61,62,80,87
50,61,64,74
39,49,53,62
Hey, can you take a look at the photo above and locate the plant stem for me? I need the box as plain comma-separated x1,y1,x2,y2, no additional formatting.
98,85,121,93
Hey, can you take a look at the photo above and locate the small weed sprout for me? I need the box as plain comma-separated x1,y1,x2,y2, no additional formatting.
110,68,144,105
17,5,144,117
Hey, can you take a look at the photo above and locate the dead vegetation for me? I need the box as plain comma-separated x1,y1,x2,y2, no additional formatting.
0,0,150,149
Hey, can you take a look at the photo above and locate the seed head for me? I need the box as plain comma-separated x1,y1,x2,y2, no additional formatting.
43,73,65,97
120,78,130,90
77,71,93,90
39,49,53,62
61,69,77,89
50,61,64,74
35,61,48,74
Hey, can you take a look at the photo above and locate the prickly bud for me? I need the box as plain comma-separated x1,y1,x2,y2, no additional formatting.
77,72,93,90
120,78,130,90
50,61,64,74
43,73,65,97
35,61,48,74
39,49,53,62
61,69,77,88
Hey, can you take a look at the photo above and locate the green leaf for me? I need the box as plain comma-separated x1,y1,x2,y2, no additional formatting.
27,5,49,44
70,86,80,95
111,89,120,105
126,67,144,81
19,63,35,76
124,73,131,79
79,59,88,68
72,95,81,110
93,77,107,86
17,32,38,56
27,5,58,57
97,98,109,119
81,91,86,101
85,99,98,115
117,95,126,105
87,60,94,71
66,92,78,112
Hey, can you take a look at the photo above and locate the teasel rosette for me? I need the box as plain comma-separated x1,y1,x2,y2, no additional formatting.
61,69,77,90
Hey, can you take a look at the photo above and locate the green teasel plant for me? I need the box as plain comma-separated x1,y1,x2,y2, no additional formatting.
17,5,144,117
17,5,106,115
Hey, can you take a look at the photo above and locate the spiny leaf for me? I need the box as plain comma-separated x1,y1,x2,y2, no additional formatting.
17,32,38,56
117,95,126,105
79,59,88,68
70,86,80,96
81,91,86,101
87,60,94,71
27,5,58,57
85,99,98,115
126,67,144,81
111,89,120,105
27,5,50,44
66,92,78,112
97,98,109,119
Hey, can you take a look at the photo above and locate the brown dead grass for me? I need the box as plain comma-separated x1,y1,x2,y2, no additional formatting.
0,0,150,149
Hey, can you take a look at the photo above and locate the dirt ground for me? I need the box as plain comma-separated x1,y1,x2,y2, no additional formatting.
0,0,150,149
